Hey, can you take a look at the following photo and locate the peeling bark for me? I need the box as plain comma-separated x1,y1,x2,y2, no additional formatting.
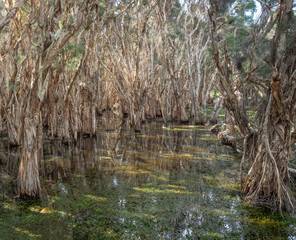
0,0,28,33
209,0,296,211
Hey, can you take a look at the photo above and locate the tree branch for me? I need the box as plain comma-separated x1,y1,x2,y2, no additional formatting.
0,0,28,33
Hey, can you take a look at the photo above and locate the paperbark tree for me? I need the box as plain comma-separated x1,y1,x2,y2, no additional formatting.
0,0,28,32
17,0,93,199
209,0,296,211
99,0,160,131
0,0,111,199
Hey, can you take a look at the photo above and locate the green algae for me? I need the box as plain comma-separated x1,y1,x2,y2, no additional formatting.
0,200,72,239
0,122,296,239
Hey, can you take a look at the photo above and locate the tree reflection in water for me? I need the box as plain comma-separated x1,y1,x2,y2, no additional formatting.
0,121,295,239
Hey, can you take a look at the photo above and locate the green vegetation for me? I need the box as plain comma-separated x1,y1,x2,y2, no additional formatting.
0,0,296,238
1,124,295,239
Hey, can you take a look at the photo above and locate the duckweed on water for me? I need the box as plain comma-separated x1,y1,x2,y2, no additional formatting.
0,122,296,239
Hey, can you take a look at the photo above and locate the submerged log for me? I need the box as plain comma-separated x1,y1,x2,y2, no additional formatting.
217,130,236,148
210,124,237,148
210,124,221,134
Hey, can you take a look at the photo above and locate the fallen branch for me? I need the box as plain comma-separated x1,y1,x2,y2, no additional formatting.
210,124,221,134
218,130,236,148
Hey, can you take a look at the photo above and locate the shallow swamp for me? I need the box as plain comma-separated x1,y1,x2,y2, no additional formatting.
0,117,296,239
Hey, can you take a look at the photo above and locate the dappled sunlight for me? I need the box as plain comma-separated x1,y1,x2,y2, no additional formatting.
84,195,108,202
44,157,68,163
133,187,198,195
2,202,17,211
159,153,195,159
14,227,41,238
245,216,282,227
1,123,295,239
1,0,295,237
99,156,112,160
29,205,72,217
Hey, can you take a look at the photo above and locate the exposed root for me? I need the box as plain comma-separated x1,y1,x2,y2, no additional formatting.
240,134,250,188
242,95,296,212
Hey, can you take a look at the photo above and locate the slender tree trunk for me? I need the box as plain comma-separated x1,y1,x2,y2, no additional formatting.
209,97,223,124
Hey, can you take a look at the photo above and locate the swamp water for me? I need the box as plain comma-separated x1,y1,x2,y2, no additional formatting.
0,122,295,239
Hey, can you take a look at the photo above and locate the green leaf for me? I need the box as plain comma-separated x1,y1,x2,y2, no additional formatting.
8,82,20,91
16,55,26,64
59,21,63,30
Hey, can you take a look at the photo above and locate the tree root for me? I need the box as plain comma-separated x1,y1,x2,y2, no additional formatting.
242,95,296,212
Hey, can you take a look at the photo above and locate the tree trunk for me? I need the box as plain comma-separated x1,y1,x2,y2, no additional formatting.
209,0,296,211
243,121,293,210
0,0,28,33
18,102,42,199
209,97,223,124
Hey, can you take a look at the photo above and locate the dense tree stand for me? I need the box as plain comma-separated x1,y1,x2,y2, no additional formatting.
0,0,295,213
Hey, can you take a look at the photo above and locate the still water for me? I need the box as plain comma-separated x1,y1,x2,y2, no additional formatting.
0,121,295,239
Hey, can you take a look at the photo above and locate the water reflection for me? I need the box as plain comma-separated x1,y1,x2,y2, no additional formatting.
0,122,295,239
